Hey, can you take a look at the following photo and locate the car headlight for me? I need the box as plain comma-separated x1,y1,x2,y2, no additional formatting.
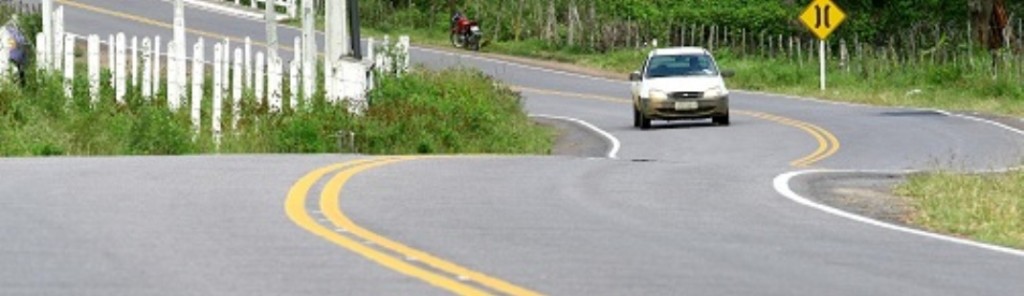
704,86,728,98
648,89,669,101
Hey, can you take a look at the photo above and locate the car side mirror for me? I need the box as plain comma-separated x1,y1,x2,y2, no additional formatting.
629,71,642,81
720,70,736,78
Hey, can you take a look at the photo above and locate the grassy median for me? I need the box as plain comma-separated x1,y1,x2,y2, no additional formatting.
895,171,1024,249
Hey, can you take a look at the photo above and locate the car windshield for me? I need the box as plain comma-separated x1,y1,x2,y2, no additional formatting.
645,54,719,78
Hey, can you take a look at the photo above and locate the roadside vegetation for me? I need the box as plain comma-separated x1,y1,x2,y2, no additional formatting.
0,8,551,157
0,66,550,156
895,171,1024,249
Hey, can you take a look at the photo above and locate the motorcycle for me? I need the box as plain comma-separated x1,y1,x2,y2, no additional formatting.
450,15,482,51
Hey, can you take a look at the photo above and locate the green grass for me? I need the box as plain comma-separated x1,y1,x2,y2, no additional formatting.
895,171,1024,249
0,65,551,156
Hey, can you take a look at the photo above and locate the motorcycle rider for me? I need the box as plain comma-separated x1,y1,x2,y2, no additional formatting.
451,11,464,30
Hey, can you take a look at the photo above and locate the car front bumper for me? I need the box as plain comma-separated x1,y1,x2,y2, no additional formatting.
639,95,729,120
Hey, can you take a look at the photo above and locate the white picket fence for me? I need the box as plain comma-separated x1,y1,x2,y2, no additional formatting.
231,0,296,18
22,0,411,148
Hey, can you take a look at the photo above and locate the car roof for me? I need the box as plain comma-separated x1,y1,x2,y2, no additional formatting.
649,47,709,57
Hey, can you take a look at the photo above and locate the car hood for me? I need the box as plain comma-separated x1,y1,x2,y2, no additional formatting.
642,76,725,94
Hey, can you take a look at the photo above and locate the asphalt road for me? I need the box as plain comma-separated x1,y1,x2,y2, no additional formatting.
3,1,1024,295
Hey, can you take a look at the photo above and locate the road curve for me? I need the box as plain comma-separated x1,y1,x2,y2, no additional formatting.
2,0,1023,295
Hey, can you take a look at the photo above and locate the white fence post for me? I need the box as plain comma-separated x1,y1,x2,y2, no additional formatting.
232,48,243,130
35,33,47,71
141,38,152,98
268,54,282,112
213,43,223,147
131,36,138,89
244,37,252,89
87,35,101,104
154,35,162,95
289,60,299,110
63,34,75,98
0,30,11,82
222,38,230,92
192,38,205,135
168,41,180,110
115,33,126,104
399,35,411,75
255,51,265,103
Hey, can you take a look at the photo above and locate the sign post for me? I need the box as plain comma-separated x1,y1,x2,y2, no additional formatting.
799,0,845,91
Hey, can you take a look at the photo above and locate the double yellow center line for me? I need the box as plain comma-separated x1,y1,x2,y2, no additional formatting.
739,111,840,167
286,157,542,296
512,85,841,167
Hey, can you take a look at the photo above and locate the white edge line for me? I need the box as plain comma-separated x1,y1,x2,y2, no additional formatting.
529,114,620,160
172,0,290,21
774,170,1024,258
774,112,1024,258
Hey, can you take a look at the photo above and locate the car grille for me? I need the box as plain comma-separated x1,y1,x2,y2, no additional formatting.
669,92,703,99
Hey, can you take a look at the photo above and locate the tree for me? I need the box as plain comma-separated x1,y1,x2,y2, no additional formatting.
970,0,1008,49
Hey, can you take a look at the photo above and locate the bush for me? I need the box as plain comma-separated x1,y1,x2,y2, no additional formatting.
360,68,552,155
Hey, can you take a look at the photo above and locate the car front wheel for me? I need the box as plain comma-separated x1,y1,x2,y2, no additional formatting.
639,111,652,130
633,107,641,128
712,114,730,126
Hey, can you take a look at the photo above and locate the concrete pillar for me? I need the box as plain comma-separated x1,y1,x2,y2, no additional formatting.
154,35,162,95
339,60,367,114
174,0,188,109
255,51,265,103
115,33,126,104
191,38,205,134
53,6,64,73
249,0,256,9
267,54,282,112
265,0,278,60
212,43,223,147
87,35,101,104
324,0,349,102
141,38,152,98
301,0,317,101
173,0,188,105
232,48,243,130
42,0,53,70
63,34,74,98
287,0,297,19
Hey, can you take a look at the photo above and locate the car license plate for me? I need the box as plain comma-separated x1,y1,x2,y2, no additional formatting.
674,101,698,111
